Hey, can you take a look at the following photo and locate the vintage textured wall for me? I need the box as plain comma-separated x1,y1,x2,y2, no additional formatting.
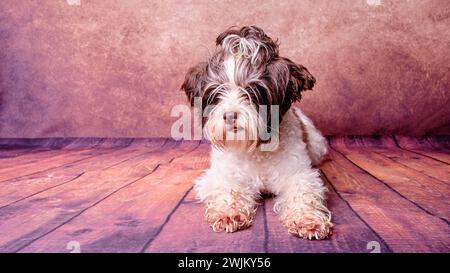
0,0,449,137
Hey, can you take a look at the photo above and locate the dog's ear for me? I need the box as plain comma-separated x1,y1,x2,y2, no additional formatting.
265,57,316,113
181,62,207,106
282,57,316,99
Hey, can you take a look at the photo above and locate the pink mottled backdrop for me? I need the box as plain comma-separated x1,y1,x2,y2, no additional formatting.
0,0,449,137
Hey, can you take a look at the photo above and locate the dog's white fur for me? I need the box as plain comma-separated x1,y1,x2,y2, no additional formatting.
183,26,332,239
196,108,332,239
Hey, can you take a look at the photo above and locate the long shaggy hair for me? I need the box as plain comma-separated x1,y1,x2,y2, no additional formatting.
179,26,331,240
182,26,316,152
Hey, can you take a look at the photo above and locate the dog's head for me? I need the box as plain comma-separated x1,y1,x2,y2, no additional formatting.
181,26,315,152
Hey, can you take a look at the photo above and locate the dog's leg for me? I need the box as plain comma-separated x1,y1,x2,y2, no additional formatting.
194,171,259,233
274,170,332,240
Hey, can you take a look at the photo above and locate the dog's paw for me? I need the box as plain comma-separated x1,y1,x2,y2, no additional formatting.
284,213,333,240
205,206,256,233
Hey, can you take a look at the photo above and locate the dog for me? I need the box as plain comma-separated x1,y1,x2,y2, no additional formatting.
181,26,332,240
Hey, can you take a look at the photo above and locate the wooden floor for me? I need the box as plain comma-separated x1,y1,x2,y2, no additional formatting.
0,136,448,253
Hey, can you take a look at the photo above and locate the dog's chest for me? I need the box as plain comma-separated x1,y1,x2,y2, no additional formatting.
216,143,303,186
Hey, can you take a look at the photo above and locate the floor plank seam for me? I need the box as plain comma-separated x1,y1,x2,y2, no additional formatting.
0,148,114,183
0,140,169,207
97,139,171,171
14,165,163,252
262,200,269,253
0,172,86,210
0,138,74,152
14,140,201,252
140,141,203,252
330,146,450,226
0,138,168,185
123,138,135,147
0,148,50,159
140,186,194,252
95,138,107,148
400,148,449,165
319,170,393,253
370,149,448,184
424,137,444,150
392,135,450,165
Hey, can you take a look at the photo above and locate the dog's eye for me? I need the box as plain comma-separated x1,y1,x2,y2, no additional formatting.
246,85,270,105
244,86,258,101
205,92,220,105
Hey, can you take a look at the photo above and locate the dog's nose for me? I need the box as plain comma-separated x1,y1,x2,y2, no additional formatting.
223,112,238,124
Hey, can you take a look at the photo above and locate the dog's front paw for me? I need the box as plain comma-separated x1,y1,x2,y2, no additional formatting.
205,206,256,233
284,212,332,240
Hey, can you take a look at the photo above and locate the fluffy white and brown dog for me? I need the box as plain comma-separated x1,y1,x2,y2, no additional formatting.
181,26,332,240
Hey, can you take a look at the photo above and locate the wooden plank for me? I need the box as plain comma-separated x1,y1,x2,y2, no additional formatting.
370,148,450,183
264,174,391,253
0,139,81,166
0,148,52,159
0,138,102,160
331,139,450,222
91,138,135,149
145,187,266,253
18,142,208,253
0,138,75,158
427,136,450,149
395,135,450,164
0,148,88,169
331,136,450,181
0,137,127,163
59,138,106,149
0,138,129,182
0,140,199,252
0,149,110,182
394,135,450,150
407,150,450,165
0,139,166,208
0,138,77,149
330,135,398,149
328,135,450,164
321,149,450,252
0,138,105,170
